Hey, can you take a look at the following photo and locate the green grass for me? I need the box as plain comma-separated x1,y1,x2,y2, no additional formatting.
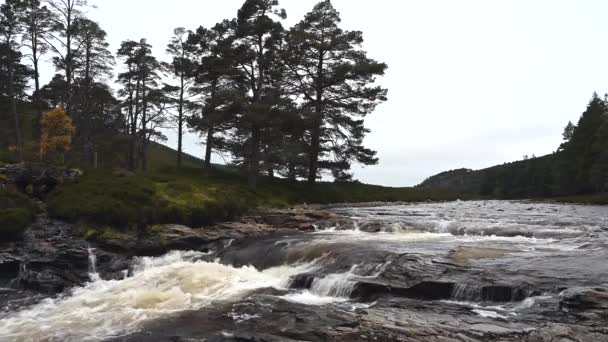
0,189,37,241
47,165,472,230
553,194,608,205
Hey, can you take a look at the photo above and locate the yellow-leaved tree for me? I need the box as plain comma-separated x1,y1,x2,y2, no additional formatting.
40,108,75,164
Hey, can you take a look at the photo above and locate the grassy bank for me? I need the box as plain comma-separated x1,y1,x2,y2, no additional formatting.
0,189,37,241
552,194,608,205
47,166,472,230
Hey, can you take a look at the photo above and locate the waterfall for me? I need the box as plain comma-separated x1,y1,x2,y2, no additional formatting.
9,262,27,289
451,283,484,302
87,246,100,281
309,265,359,298
450,283,528,302
353,221,361,233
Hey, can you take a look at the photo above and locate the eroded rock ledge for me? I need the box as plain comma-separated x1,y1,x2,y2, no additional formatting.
0,208,345,297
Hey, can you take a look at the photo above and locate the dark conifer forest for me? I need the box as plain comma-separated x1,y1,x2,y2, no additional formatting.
420,93,608,200
0,0,388,188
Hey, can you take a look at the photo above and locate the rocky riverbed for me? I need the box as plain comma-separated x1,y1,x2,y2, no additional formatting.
1,201,607,341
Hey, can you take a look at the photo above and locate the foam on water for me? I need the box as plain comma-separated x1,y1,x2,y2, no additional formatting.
281,263,388,306
280,291,349,306
0,251,316,342
472,309,508,319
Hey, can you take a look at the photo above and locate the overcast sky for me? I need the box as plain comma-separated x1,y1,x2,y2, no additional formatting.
37,0,608,186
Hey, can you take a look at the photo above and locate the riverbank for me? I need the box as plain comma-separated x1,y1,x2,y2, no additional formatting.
1,201,607,341
552,194,608,205
3,164,471,236
0,204,347,297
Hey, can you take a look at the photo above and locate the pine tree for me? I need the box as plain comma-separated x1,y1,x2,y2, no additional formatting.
284,0,388,183
0,0,27,161
20,0,53,131
164,27,196,167
232,0,287,189
45,0,88,117
185,21,241,168
117,39,163,171
72,17,114,164
557,93,608,193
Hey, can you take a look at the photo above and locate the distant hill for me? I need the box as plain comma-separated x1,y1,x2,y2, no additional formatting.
418,154,556,198
147,142,204,169
147,142,234,171
418,168,483,193
421,94,608,200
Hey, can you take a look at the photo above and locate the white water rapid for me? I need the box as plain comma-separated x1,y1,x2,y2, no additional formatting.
0,251,315,342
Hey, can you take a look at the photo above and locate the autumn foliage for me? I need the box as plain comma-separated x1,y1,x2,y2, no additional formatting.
40,108,75,163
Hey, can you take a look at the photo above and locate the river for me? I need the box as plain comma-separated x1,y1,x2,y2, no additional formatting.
1,200,607,341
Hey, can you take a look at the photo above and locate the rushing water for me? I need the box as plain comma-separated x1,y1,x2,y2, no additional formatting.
1,200,607,341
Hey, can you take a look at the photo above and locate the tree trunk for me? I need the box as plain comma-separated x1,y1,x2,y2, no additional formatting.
308,128,320,184
307,105,323,184
204,126,214,168
129,78,141,170
249,124,260,190
33,55,42,136
308,51,325,185
288,164,296,182
141,78,148,172
8,65,23,162
177,70,185,167
64,5,73,117
83,46,93,165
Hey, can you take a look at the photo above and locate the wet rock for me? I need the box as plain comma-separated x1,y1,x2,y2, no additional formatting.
0,213,129,296
560,286,608,319
0,254,22,286
257,209,344,230
358,221,385,233
448,247,512,265
19,268,66,293
289,273,316,289
111,294,608,342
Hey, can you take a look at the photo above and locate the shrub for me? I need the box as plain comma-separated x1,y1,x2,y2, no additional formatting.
0,190,36,241
47,172,158,228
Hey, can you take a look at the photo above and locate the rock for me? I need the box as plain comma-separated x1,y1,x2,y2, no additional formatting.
19,269,66,293
560,286,608,319
256,209,343,230
448,247,512,265
92,210,328,257
0,213,130,296
0,163,83,196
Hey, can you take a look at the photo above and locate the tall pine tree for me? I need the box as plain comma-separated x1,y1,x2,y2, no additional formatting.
284,0,388,183
232,0,286,189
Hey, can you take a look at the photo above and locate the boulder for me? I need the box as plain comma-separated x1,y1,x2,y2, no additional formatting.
560,286,608,319
0,164,82,196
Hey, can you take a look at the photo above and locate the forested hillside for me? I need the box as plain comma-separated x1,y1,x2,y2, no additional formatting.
0,0,387,189
420,93,608,199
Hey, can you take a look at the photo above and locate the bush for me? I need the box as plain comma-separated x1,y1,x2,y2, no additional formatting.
0,190,36,241
47,172,158,228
